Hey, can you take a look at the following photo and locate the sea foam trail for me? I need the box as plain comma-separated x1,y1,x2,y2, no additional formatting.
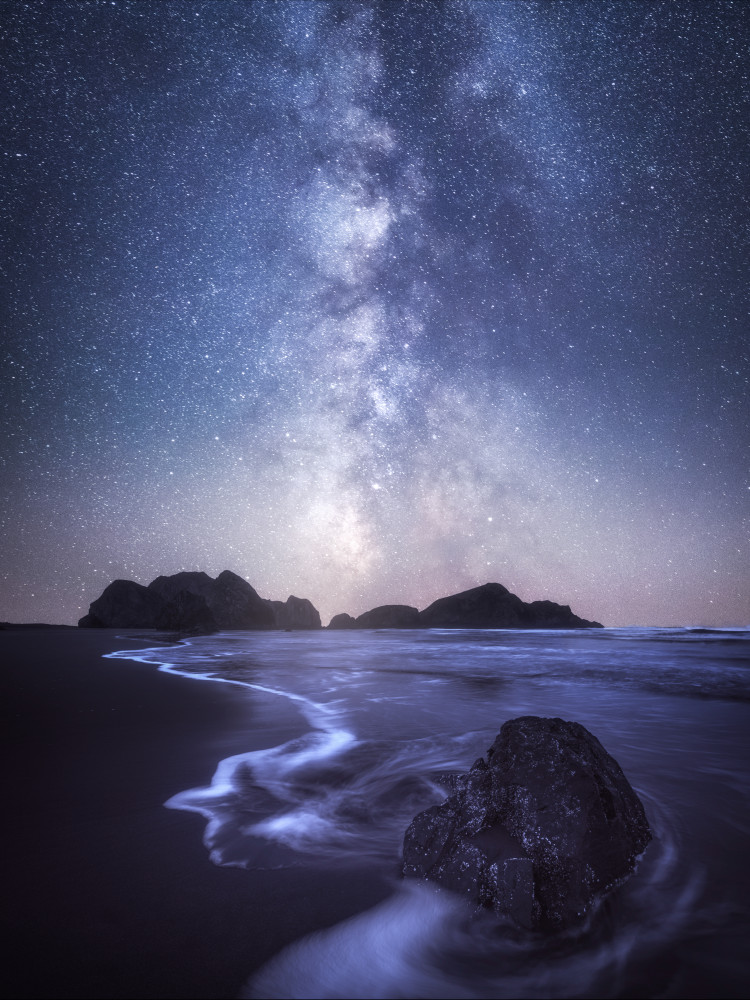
106,640,363,864
107,637,479,866
242,882,473,1000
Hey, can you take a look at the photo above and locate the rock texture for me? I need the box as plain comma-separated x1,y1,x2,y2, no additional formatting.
402,716,651,929
79,570,320,631
268,595,322,629
418,583,602,629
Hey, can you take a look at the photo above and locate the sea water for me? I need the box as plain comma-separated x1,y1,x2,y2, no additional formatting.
108,627,750,998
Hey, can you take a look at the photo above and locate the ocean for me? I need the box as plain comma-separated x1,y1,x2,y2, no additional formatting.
108,627,750,999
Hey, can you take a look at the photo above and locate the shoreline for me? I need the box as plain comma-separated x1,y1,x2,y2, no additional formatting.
0,629,390,999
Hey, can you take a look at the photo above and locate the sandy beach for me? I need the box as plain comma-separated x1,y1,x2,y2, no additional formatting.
1,629,390,999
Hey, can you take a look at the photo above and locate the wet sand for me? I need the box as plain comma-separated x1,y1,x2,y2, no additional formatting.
1,629,390,999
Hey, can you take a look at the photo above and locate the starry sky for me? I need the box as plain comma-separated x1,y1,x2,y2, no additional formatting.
2,0,748,627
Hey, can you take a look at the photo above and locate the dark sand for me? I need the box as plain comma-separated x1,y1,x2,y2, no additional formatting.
1,629,390,999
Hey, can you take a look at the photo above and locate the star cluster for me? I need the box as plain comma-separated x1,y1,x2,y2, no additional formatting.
2,0,748,626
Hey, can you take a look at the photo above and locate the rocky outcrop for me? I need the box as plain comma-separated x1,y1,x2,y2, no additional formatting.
149,570,274,629
354,604,420,628
418,583,602,629
79,571,320,631
327,606,419,629
402,717,651,929
328,613,357,629
328,584,601,631
154,590,218,634
78,578,218,634
78,579,165,629
268,596,322,629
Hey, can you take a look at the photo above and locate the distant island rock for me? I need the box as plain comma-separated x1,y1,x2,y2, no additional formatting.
267,595,322,630
328,582,602,630
80,575,600,633
329,604,420,629
402,716,651,929
328,612,358,630
79,570,320,632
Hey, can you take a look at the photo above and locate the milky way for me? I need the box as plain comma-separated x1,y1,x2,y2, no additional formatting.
2,1,748,626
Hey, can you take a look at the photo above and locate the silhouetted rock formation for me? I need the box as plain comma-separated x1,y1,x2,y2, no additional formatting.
418,583,602,629
328,583,601,630
79,571,320,631
149,570,274,629
268,596,322,629
154,590,217,634
79,579,165,629
354,604,420,628
402,717,651,929
328,613,357,629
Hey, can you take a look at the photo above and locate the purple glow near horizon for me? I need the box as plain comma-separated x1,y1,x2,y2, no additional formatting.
1,1,748,626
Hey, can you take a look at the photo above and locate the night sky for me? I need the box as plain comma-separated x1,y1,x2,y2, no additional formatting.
2,0,748,627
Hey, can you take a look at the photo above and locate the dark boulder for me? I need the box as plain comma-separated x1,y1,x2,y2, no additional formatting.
402,716,651,929
328,613,357,629
268,595,322,629
418,583,602,629
78,579,164,628
354,604,420,628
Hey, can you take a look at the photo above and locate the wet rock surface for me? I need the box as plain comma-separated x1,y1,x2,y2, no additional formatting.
402,716,651,929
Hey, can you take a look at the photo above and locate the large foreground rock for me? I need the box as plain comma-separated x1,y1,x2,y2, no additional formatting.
402,717,651,929
418,583,602,629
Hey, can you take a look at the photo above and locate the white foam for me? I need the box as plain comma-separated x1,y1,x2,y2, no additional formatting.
242,882,471,1000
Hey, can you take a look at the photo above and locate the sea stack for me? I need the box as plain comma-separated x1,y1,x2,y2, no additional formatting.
78,571,321,631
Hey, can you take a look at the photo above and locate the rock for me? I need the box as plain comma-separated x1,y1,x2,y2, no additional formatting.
148,570,274,629
402,716,651,929
78,579,164,628
418,583,602,629
213,569,275,629
524,600,600,628
268,596,322,629
79,570,315,630
147,571,216,607
354,604,420,628
328,613,357,629
155,590,218,634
